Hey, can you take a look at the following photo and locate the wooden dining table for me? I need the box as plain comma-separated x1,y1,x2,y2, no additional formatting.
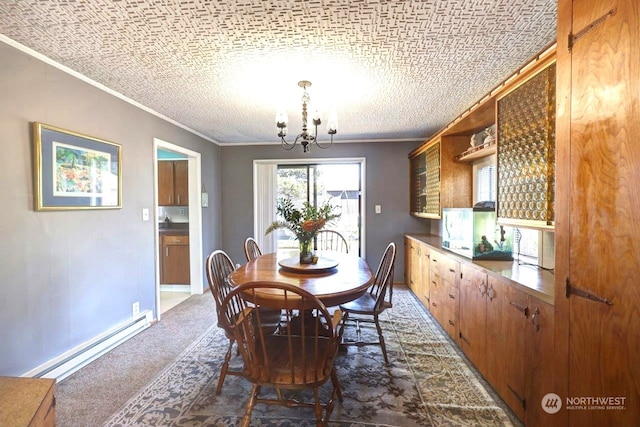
228,252,375,307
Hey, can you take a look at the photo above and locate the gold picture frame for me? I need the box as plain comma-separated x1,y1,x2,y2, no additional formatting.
33,122,122,211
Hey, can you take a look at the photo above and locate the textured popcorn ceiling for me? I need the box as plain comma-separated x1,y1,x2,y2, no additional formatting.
0,0,556,145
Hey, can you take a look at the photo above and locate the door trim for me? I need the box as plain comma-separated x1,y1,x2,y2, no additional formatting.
153,138,204,321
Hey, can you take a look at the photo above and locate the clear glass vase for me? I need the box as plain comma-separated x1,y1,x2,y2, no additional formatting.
299,238,315,264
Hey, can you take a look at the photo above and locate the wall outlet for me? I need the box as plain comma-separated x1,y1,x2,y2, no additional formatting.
132,302,140,317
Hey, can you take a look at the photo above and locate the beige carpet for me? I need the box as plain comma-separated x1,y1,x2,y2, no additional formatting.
99,286,519,426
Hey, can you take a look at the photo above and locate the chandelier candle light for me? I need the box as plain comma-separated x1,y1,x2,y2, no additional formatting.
276,80,338,153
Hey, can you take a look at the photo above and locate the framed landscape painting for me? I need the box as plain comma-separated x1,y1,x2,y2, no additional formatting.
33,122,122,210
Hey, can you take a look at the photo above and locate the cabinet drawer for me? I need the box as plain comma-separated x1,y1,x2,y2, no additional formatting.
163,235,189,245
441,257,459,286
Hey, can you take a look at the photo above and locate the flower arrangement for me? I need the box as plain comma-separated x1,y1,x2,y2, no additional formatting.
265,197,341,263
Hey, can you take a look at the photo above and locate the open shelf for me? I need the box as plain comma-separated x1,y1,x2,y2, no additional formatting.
455,139,496,162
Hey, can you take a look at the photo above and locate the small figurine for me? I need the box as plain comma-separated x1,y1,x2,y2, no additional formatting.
470,133,477,148
477,235,494,253
483,126,495,145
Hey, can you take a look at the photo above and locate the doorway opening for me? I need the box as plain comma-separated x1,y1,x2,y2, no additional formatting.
253,158,365,257
153,138,204,319
276,163,362,256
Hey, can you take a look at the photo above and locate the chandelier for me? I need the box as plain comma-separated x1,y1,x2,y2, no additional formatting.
276,80,337,153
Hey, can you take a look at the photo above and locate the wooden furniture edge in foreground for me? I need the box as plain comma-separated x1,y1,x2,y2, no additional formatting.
0,376,56,427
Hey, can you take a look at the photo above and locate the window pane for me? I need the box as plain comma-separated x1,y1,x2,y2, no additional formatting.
476,164,496,202
514,227,539,260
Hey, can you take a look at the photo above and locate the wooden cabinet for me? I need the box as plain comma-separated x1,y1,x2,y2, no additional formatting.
405,237,558,425
409,137,471,218
554,1,640,425
486,276,528,421
458,263,488,372
160,234,190,284
405,237,430,308
158,160,188,206
459,264,555,424
429,250,458,340
524,295,555,427
497,61,556,229
0,377,55,427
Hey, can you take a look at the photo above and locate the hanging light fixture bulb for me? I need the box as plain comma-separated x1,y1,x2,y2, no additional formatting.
277,80,337,153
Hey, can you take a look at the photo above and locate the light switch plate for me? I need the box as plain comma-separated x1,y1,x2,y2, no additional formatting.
142,208,149,221
375,205,381,214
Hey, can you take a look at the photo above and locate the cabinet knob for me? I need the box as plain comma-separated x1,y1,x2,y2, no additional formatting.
487,285,495,301
478,282,487,296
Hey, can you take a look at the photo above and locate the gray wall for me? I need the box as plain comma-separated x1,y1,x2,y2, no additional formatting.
220,142,431,281
0,42,222,376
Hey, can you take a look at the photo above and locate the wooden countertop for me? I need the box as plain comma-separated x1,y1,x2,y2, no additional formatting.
158,224,189,235
406,234,555,304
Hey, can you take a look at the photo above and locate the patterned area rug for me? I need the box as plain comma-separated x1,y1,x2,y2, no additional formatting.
105,287,515,426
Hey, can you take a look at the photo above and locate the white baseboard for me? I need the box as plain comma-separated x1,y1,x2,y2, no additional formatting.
22,310,153,381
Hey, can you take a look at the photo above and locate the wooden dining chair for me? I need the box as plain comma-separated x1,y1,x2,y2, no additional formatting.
315,229,349,253
220,281,344,427
243,237,262,261
205,249,243,394
338,242,397,364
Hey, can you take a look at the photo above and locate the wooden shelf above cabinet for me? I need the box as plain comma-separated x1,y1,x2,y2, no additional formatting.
455,139,496,163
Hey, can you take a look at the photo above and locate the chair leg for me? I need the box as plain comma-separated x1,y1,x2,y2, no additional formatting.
216,338,234,395
337,311,349,340
374,314,389,364
313,387,325,427
241,384,260,427
331,367,343,402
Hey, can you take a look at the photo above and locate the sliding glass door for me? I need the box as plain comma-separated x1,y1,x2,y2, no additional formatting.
276,163,362,256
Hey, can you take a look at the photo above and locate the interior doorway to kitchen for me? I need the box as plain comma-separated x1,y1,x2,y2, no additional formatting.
153,138,204,319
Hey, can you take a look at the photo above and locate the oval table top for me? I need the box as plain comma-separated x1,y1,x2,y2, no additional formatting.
228,252,375,307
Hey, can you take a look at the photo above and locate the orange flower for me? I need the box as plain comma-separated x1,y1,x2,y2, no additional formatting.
301,220,317,232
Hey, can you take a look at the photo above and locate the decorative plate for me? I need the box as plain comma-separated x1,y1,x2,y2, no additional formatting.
278,257,339,274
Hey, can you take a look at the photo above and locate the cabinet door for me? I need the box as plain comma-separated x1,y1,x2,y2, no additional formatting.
428,252,444,321
158,161,175,206
458,263,487,371
497,62,556,229
404,237,412,288
487,277,527,421
162,235,190,284
440,256,458,340
525,297,555,426
560,0,640,425
420,245,430,307
408,240,421,293
173,160,189,206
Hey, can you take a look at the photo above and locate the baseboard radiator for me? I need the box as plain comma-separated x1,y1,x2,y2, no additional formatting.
23,310,153,381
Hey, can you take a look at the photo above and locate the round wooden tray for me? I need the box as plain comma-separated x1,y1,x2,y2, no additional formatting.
278,256,339,274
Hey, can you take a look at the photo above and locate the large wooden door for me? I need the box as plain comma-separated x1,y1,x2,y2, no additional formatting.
561,0,640,424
